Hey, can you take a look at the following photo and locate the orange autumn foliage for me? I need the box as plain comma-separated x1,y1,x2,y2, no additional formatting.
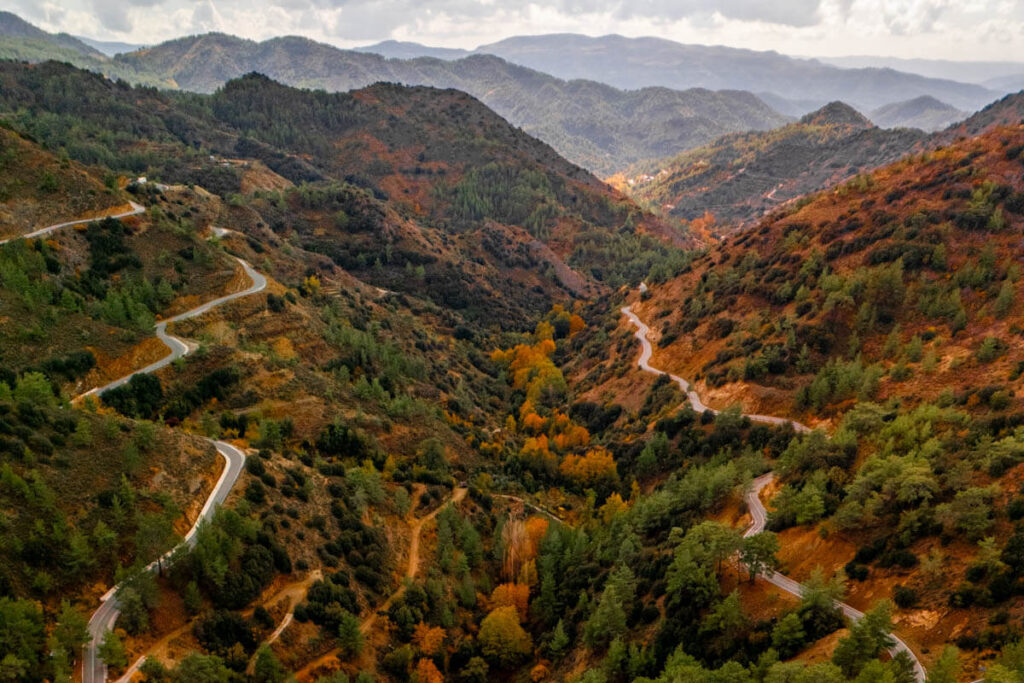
524,517,549,558
412,622,446,656
551,423,590,451
559,447,619,488
520,435,558,475
521,412,547,434
489,582,530,620
568,314,585,337
414,657,444,683
490,340,557,390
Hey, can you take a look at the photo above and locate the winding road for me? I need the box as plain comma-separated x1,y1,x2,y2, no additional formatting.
4,205,268,683
77,257,267,400
622,300,926,682
621,304,810,432
0,201,146,246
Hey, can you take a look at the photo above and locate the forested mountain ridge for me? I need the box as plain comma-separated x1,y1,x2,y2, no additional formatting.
0,15,791,176
116,34,789,175
617,102,928,231
0,61,691,325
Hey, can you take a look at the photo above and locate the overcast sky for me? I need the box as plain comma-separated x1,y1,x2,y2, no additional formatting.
13,0,1024,61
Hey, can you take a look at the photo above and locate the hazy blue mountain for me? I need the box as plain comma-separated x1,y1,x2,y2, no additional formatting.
870,96,966,132
983,73,1024,93
821,55,1024,87
474,33,999,112
355,39,469,60
76,36,144,56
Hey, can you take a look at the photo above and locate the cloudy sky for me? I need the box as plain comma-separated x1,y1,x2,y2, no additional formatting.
12,0,1024,61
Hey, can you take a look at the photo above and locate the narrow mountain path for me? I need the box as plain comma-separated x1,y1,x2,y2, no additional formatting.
292,487,467,682
2,207,273,683
622,300,926,683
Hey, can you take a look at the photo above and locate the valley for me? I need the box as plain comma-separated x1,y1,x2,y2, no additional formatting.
2,7,1024,683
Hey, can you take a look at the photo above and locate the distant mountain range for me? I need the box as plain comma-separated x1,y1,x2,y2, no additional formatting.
819,55,1024,89
0,16,789,175
359,33,1002,113
75,36,144,56
1,11,1016,177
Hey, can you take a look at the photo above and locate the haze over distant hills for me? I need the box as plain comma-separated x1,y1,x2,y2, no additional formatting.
0,16,790,175
870,96,966,132
75,36,145,56
358,33,1002,113
820,55,1024,88
0,11,1015,176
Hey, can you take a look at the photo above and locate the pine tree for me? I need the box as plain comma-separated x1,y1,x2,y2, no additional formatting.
832,600,894,676
548,619,569,659
98,630,127,670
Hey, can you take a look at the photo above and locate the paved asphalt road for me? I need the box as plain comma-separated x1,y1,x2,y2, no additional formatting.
622,298,926,683
4,203,264,683
82,256,265,683
0,202,146,246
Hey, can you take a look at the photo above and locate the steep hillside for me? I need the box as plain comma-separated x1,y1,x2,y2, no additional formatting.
632,122,1024,426
870,96,966,132
0,125,130,238
618,103,926,230
0,61,690,324
0,10,102,57
625,121,1024,679
476,33,1000,112
936,91,1024,143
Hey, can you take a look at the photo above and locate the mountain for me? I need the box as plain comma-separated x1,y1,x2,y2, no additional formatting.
821,55,1024,87
75,36,144,56
616,102,926,230
6,29,1024,683
0,13,792,176
934,91,1024,143
799,101,873,127
475,33,1000,112
984,73,1024,93
870,95,966,132
0,60,689,319
109,33,789,175
0,10,102,57
355,39,470,60
628,119,1024,677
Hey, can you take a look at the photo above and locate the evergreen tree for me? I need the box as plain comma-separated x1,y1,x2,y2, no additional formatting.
832,600,895,676
583,564,635,648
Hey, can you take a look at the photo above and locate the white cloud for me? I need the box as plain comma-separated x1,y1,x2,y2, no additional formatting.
16,0,1024,61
